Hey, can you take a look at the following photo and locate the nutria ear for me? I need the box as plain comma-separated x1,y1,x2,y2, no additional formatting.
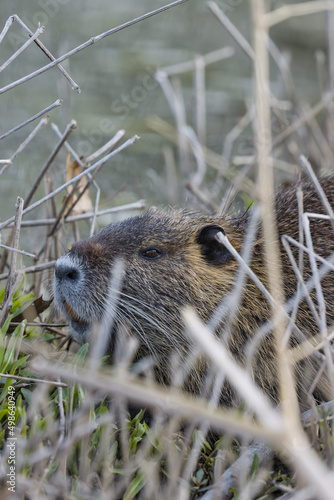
196,225,231,265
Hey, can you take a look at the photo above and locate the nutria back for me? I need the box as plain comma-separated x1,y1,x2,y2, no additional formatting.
54,176,334,407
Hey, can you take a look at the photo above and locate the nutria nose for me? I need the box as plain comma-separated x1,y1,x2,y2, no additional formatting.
55,260,80,282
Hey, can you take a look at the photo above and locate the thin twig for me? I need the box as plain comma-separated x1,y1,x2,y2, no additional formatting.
9,322,67,328
0,261,56,282
0,25,45,73
245,249,334,367
24,120,76,208
86,130,125,163
207,2,254,60
216,232,273,305
159,46,234,76
0,15,80,91
0,244,36,258
0,372,67,387
299,155,334,222
4,201,146,228
0,135,139,231
195,55,206,147
272,91,334,149
42,383,67,479
183,308,282,430
222,107,254,161
0,15,14,44
0,0,191,95
89,258,125,367
0,99,62,142
0,116,50,177
5,199,24,276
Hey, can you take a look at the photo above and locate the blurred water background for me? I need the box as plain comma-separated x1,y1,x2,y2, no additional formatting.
0,0,329,229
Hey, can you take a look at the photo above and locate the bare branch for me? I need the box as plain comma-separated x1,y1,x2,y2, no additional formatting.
0,116,49,176
4,200,146,228
24,119,77,208
207,2,254,60
0,99,61,142
0,372,67,387
0,261,56,282
0,244,36,258
0,0,191,95
0,15,80,91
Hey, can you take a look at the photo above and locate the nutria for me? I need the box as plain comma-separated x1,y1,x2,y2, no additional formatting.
53,176,334,407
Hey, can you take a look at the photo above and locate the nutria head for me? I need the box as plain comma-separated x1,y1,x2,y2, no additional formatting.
53,178,334,404
53,208,245,352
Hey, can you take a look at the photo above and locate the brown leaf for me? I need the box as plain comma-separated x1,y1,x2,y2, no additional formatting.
8,296,53,333
63,151,93,216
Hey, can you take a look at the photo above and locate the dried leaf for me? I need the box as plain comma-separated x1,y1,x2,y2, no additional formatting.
8,296,53,332
63,151,93,215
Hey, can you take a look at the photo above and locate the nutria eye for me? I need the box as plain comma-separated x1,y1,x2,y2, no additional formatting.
141,248,162,260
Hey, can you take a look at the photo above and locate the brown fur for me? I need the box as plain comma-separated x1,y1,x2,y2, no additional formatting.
54,176,334,408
